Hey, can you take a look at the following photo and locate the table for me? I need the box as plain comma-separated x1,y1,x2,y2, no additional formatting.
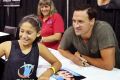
0,32,9,37
0,32,10,43
37,48,120,80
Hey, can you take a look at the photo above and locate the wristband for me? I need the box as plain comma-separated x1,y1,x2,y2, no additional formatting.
50,67,56,74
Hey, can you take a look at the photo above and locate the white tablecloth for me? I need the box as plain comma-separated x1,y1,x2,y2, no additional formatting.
0,32,9,37
37,48,120,80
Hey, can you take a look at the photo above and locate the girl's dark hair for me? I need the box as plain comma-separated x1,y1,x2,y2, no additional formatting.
74,4,97,20
19,14,41,32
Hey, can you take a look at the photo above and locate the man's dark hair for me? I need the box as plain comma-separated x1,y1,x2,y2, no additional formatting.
74,4,97,20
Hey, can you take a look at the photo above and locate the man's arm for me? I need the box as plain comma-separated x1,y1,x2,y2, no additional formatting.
82,47,115,70
58,46,83,66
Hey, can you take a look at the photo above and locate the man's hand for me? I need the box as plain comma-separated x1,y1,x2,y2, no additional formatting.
71,55,83,66
74,51,90,67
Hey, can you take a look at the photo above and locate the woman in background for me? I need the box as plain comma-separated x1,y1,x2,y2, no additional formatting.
37,0,64,50
0,14,61,80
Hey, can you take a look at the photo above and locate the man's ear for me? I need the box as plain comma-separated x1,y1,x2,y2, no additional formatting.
90,18,95,26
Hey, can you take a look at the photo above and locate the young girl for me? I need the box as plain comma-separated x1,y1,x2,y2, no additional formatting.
0,14,61,80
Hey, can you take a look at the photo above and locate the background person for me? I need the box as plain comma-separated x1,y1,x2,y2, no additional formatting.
97,0,120,9
0,14,61,80
58,4,120,70
37,0,64,50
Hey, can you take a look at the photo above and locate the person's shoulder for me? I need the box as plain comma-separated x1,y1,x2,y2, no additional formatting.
96,20,110,25
52,13,62,18
66,26,74,33
66,26,74,31
64,26,74,35
53,13,61,16
37,43,50,54
37,42,47,49
94,20,114,34
95,20,112,29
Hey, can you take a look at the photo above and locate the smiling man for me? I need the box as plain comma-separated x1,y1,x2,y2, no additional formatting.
58,4,120,70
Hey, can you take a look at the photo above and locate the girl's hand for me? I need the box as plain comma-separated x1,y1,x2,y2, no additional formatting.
74,51,90,67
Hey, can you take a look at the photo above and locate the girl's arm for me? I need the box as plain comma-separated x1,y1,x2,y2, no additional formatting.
38,43,62,79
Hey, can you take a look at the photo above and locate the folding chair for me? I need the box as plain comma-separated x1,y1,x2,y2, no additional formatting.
4,26,18,40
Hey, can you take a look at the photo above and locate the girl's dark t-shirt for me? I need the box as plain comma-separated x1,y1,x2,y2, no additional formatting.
2,40,39,80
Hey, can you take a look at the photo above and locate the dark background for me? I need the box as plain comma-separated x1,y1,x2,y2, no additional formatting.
0,0,120,46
